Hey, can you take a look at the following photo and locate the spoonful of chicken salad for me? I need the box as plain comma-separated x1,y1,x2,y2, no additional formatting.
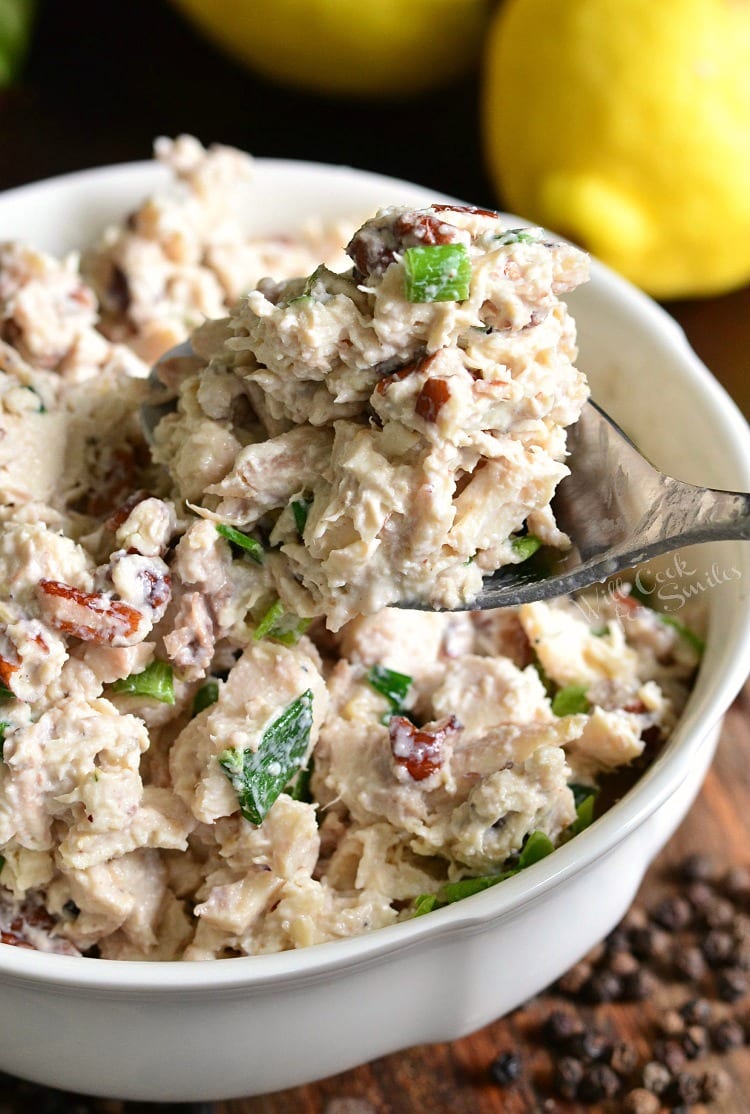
144,203,749,631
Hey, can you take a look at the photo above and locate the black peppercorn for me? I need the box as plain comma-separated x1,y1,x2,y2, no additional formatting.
609,1039,639,1076
556,960,592,996
567,1027,611,1062
578,1063,620,1102
731,939,750,971
630,925,670,961
710,1017,745,1051
705,897,736,929
699,1066,732,1102
605,927,631,955
583,969,622,1004
733,912,750,947
685,880,716,917
489,1050,522,1087
717,966,748,1002
678,997,713,1026
679,853,716,883
658,1009,685,1038
642,1060,671,1096
620,968,658,1001
672,944,707,983
665,1070,702,1107
623,1087,661,1114
623,907,648,932
608,949,640,978
542,1008,583,1046
702,928,735,967
723,864,750,903
651,895,693,931
553,1055,584,1100
653,1038,687,1075
680,1024,708,1060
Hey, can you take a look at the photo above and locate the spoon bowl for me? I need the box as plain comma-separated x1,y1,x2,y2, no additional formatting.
464,399,750,610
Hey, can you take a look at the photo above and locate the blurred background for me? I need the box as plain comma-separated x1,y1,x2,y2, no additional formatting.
1,0,491,206
1,0,749,418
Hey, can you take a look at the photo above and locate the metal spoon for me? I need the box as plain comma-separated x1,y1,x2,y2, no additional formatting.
142,350,750,610
140,339,196,442
468,399,750,610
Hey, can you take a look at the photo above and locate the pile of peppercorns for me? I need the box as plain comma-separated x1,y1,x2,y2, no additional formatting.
489,854,750,1110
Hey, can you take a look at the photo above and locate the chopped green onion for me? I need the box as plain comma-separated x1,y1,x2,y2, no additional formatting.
287,264,339,306
413,893,439,917
219,689,314,825
286,758,314,804
429,873,510,906
551,683,590,717
592,624,610,637
23,385,46,412
628,579,655,607
0,721,8,760
110,660,175,705
403,243,471,304
367,664,413,721
568,787,598,836
291,498,311,535
494,229,539,246
254,599,311,646
215,524,264,564
517,829,554,868
570,783,593,809
511,534,542,561
192,680,219,716
531,656,555,698
299,264,326,301
413,828,554,915
0,854,4,873
0,683,13,702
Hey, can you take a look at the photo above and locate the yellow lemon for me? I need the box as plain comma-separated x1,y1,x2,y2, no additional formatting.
482,0,750,298
171,0,494,99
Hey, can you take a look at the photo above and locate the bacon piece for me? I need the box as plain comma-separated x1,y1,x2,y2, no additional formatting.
37,579,144,646
389,714,460,781
415,378,451,423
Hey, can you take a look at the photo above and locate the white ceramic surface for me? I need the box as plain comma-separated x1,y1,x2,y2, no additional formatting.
1,158,750,1102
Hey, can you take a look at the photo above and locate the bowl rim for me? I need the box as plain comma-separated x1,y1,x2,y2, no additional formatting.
1,156,750,992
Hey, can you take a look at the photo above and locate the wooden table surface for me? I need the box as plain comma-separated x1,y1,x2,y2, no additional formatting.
2,3,750,1111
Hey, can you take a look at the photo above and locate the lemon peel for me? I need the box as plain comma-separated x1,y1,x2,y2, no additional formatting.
482,0,750,298
171,0,494,99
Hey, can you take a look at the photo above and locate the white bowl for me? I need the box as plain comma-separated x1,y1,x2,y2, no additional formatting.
1,158,750,1102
